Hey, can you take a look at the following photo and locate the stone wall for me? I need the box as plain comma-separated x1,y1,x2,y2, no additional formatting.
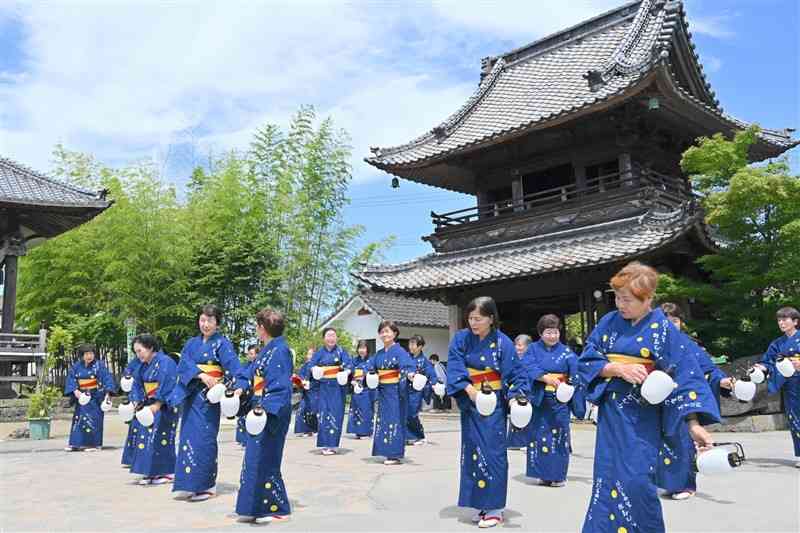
0,399,73,422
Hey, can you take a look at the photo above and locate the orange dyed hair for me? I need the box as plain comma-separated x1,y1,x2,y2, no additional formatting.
609,262,658,301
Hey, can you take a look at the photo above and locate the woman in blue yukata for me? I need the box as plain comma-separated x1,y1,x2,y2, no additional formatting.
294,346,320,437
578,262,720,533
367,320,416,465
655,302,733,500
346,340,374,439
169,304,242,502
446,296,518,529
406,334,437,446
754,306,800,468
235,344,260,448
309,327,352,455
64,343,115,452
507,334,533,451
129,334,179,486
516,314,586,488
233,308,294,524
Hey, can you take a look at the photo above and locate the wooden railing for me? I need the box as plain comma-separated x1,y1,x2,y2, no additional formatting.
431,166,693,230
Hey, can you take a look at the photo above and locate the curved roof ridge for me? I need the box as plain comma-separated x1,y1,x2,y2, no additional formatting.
0,155,106,200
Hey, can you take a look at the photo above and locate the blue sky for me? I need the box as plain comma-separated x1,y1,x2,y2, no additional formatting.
1,0,797,265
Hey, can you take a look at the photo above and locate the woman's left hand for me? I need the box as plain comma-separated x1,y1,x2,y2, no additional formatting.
688,419,714,452
149,401,162,414
720,377,734,390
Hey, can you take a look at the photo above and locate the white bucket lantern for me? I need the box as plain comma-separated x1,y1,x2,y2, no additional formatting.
302,380,310,390
776,357,795,378
412,373,428,392
120,375,134,393
311,366,324,380
352,381,363,395
100,398,113,412
556,382,575,404
640,370,677,405
220,390,240,418
748,366,766,384
696,442,746,475
433,381,446,398
135,405,155,427
733,378,756,402
475,382,497,416
118,400,135,422
206,382,226,404
246,406,267,435
336,369,349,386
509,397,532,429
78,391,92,406
366,371,379,390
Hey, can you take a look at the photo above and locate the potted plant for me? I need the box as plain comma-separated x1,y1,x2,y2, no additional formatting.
26,385,62,440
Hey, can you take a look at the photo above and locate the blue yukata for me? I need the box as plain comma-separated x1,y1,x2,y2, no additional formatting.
655,334,728,494
406,352,437,442
121,358,143,467
130,351,178,478
235,336,293,519
294,361,320,435
236,359,257,446
760,330,800,457
169,332,241,494
346,355,375,437
310,345,352,448
446,328,517,512
64,358,115,449
367,343,416,459
507,350,532,449
516,340,586,483
578,309,720,533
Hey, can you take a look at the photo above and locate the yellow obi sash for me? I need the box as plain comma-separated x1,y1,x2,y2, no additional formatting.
198,363,223,379
144,381,159,398
353,369,365,379
468,368,502,390
253,375,265,396
606,353,657,379
378,369,400,384
319,365,341,379
542,373,568,392
78,378,98,390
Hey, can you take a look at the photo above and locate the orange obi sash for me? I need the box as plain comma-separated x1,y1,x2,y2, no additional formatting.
78,378,98,390
353,369,365,379
144,381,159,398
319,365,341,379
606,353,657,380
378,369,400,384
253,375,265,396
468,368,502,391
198,363,223,379
542,373,568,392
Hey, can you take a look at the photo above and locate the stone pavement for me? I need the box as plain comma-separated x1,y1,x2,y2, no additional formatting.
1,413,798,532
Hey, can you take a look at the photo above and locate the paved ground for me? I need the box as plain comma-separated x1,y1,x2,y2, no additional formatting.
1,412,798,532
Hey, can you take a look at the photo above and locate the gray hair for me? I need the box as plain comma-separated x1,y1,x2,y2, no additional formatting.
514,334,533,346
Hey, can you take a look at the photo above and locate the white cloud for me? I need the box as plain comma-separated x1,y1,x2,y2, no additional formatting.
703,55,723,73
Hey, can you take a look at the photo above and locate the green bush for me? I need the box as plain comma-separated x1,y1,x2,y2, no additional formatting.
26,385,63,419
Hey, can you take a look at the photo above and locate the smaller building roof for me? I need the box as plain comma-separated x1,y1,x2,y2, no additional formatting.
321,290,450,330
0,156,109,209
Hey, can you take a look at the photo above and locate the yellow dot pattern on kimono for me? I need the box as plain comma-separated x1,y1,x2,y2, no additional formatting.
133,428,138,433
183,445,187,451
265,482,272,489
472,454,478,461
611,489,618,499
185,466,191,473
552,429,557,434
609,514,615,521
603,335,608,342
664,458,671,465
689,391,697,400
161,439,168,446
85,428,91,433
640,348,651,358
329,429,334,434
650,323,659,329
138,443,145,449
263,499,268,504
636,337,643,342
542,446,549,453
270,505,278,512
618,528,628,533
477,480,486,488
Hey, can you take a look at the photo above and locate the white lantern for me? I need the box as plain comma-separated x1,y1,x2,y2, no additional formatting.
640,370,677,405
336,369,350,386
135,405,155,427
352,381,363,395
366,372,379,389
120,375,134,393
555,382,575,403
246,406,267,435
302,380,310,390
78,392,91,406
206,383,226,404
475,384,497,416
100,398,113,412
748,366,766,384
220,390,240,418
696,443,745,476
733,379,756,402
118,400,135,422
432,382,446,397
509,397,532,429
311,366,324,380
776,357,795,379
412,373,428,392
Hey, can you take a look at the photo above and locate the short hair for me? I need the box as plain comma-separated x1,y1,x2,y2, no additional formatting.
76,343,98,358
609,261,658,301
131,334,159,353
464,296,500,329
514,334,532,346
199,304,223,325
536,314,560,336
256,308,285,338
409,334,426,347
660,302,685,320
356,340,370,354
429,354,440,362
322,327,337,338
377,320,400,338
776,307,800,323
246,344,259,353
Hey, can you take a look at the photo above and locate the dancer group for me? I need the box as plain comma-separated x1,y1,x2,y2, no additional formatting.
63,261,800,530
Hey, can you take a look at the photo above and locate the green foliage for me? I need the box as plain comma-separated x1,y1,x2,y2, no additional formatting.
26,385,62,419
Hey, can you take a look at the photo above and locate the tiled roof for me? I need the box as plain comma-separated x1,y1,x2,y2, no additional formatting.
0,156,109,208
359,290,449,328
355,205,713,292
366,0,795,170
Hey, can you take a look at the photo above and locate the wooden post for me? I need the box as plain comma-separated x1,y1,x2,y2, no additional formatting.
511,176,524,212
1,256,17,333
448,304,462,340
619,152,633,188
